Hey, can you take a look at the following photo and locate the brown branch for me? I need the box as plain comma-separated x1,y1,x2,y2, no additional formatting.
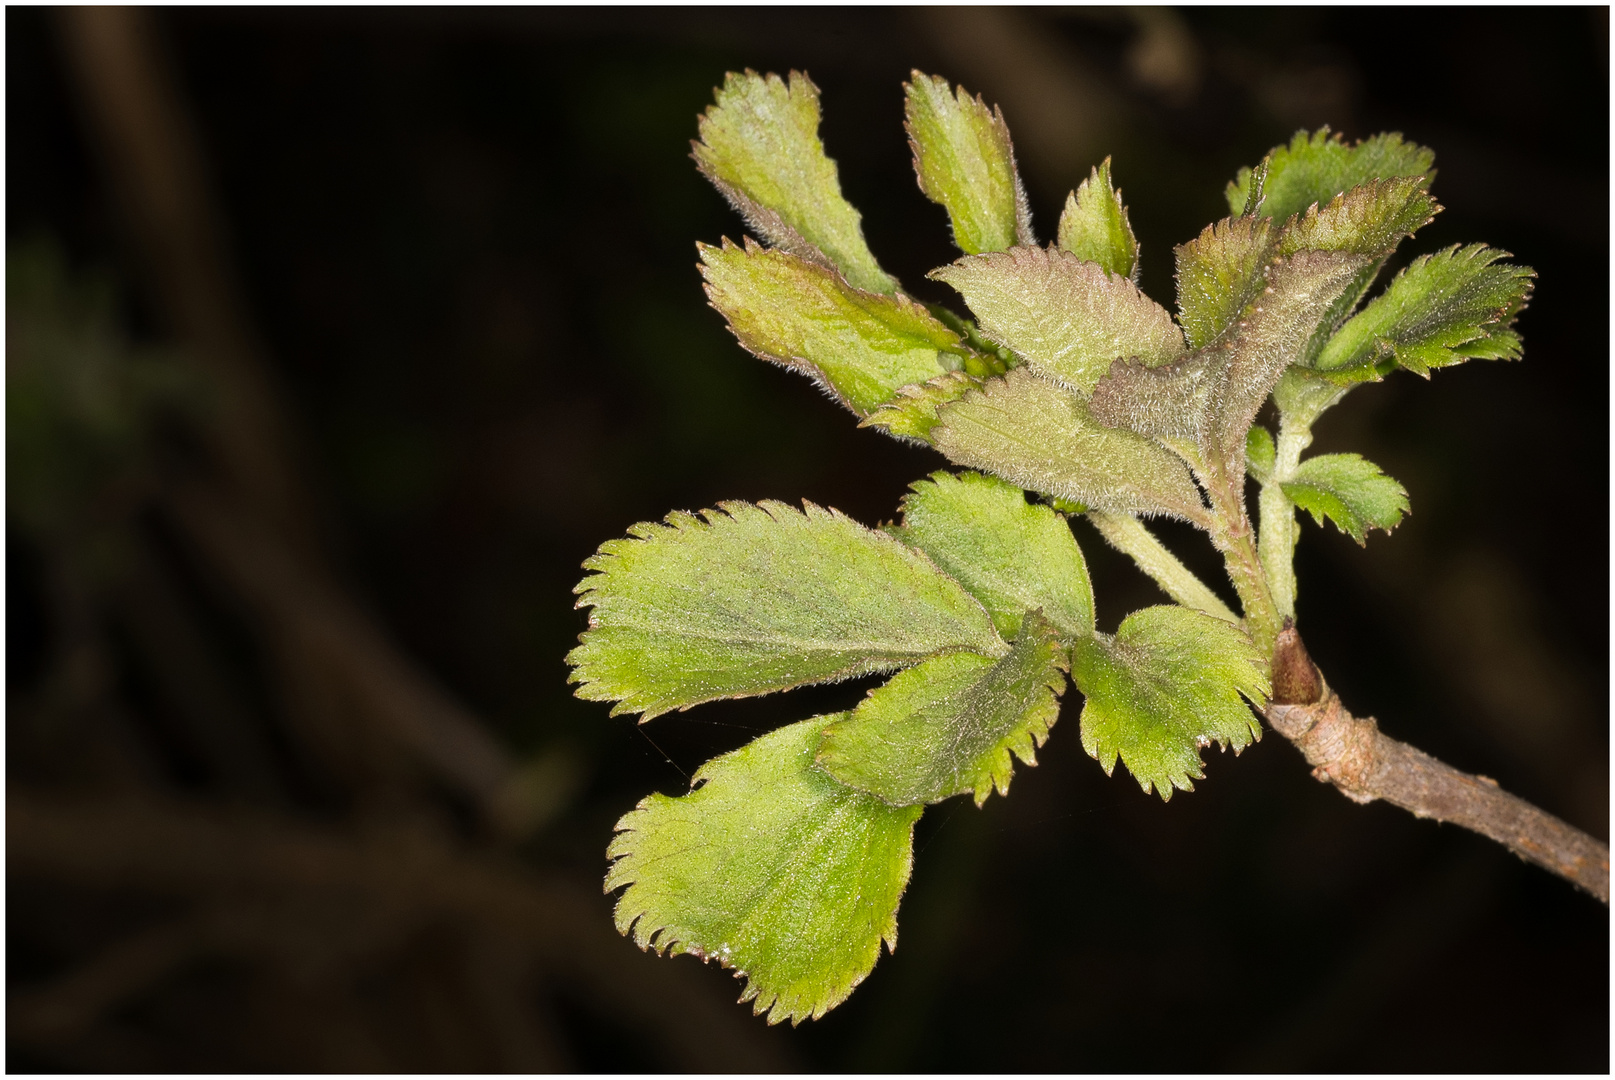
1267,625,1610,903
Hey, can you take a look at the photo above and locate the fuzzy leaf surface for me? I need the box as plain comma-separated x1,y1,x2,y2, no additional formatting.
1174,215,1274,349
1245,426,1276,483
1315,245,1534,376
700,238,967,415
1282,453,1409,544
930,246,1184,395
1057,158,1139,279
1227,128,1436,222
930,367,1208,522
905,71,1031,255
1276,177,1438,257
896,470,1094,641
1074,605,1268,799
860,371,982,442
817,612,1068,806
694,70,895,294
569,501,1004,719
607,718,922,1024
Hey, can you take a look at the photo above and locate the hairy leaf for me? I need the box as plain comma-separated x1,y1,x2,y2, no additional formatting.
1057,157,1139,279
1174,215,1274,349
1276,177,1439,257
1315,245,1534,376
700,238,967,415
1282,453,1409,544
1073,606,1268,799
1088,349,1218,447
896,470,1094,641
930,246,1185,395
569,500,1004,719
694,70,895,294
860,371,981,441
607,718,922,1024
930,367,1209,522
905,71,1032,255
1227,127,1436,223
817,612,1068,806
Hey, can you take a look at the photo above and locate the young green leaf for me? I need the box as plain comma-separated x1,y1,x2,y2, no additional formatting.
607,718,923,1025
1226,127,1436,223
1073,605,1268,799
816,611,1068,806
569,500,1004,719
930,246,1185,395
1174,215,1275,349
930,367,1210,523
700,238,970,416
694,70,896,294
860,370,982,442
1245,425,1276,484
1276,177,1438,258
1315,245,1534,376
896,470,1094,641
905,71,1033,255
1282,453,1409,544
1057,158,1140,280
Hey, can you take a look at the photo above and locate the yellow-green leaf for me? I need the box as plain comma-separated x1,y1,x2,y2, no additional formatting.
905,71,1032,255
816,611,1068,806
607,718,922,1025
694,70,895,294
1282,453,1409,544
1057,157,1139,279
1226,127,1436,222
569,500,1004,720
1073,605,1268,800
700,238,968,416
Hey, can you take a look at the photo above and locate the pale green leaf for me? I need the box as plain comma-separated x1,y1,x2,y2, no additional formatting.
1226,127,1436,222
930,246,1185,395
1282,453,1409,544
860,370,982,442
1057,157,1139,280
1174,215,1274,349
896,470,1094,641
607,718,922,1025
1073,605,1268,799
817,611,1068,806
1245,425,1276,484
930,367,1209,523
1315,244,1534,376
569,500,1004,719
694,70,895,294
905,71,1032,255
700,238,969,416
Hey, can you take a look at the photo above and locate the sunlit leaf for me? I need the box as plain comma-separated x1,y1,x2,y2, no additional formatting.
1057,157,1139,279
817,611,1068,806
1282,453,1409,544
930,367,1209,522
607,718,922,1025
1315,244,1534,376
700,238,970,415
694,70,895,294
896,470,1094,641
569,500,1004,719
1276,176,1438,257
905,71,1032,255
930,245,1184,395
1226,127,1436,222
1073,606,1268,799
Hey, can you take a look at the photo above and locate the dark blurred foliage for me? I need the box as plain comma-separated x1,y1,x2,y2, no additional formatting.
7,6,1608,1072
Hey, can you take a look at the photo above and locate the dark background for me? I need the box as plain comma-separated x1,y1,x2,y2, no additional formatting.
8,6,1608,1072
